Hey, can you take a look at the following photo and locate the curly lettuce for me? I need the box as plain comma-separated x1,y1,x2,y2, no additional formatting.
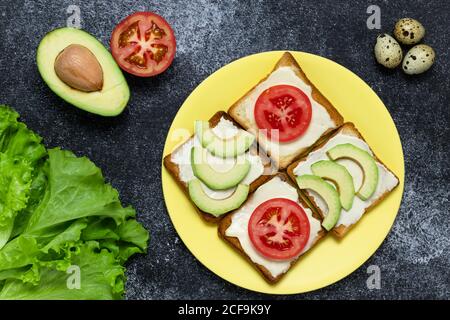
0,105,149,299
0,106,46,249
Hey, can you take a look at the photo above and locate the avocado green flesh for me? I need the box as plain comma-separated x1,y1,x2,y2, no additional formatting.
195,121,255,158
37,28,129,116
191,147,250,190
327,143,379,200
296,174,341,231
311,160,355,211
188,179,249,217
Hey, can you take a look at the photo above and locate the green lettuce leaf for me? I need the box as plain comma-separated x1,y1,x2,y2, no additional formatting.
0,241,125,300
0,105,46,166
0,235,40,278
117,219,149,251
11,161,48,238
25,148,136,236
0,106,149,300
0,106,20,150
41,219,88,254
0,105,47,249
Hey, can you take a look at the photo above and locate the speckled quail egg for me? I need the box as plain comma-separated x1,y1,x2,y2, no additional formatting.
374,34,403,68
393,18,425,45
402,44,435,75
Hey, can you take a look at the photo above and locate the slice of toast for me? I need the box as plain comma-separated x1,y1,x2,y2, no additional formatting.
218,173,326,283
228,52,343,170
163,111,272,223
287,123,400,237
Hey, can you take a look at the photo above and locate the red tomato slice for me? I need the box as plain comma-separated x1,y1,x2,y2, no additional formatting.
248,198,310,260
254,85,312,142
110,12,176,77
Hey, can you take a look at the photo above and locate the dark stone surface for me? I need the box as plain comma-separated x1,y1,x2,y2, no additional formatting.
0,0,448,299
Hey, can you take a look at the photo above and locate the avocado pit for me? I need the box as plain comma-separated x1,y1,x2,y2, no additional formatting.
54,44,104,92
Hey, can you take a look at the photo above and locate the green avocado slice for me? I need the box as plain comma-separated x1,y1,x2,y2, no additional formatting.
195,121,255,158
327,144,379,200
191,147,250,190
37,28,129,116
188,178,249,217
296,174,341,231
311,160,355,211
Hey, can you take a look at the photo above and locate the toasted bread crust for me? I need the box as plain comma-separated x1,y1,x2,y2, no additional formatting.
163,111,271,223
287,122,400,237
228,52,344,169
218,173,326,283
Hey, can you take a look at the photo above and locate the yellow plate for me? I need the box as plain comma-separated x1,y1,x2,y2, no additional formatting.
161,51,404,294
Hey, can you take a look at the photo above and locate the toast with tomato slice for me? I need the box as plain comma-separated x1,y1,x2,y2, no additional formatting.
287,122,400,238
228,52,343,170
218,173,326,283
163,111,273,223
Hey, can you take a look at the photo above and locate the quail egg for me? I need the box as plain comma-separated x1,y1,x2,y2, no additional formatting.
374,34,403,68
393,18,425,45
402,44,435,75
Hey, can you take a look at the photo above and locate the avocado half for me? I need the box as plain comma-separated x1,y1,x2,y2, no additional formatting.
37,28,130,116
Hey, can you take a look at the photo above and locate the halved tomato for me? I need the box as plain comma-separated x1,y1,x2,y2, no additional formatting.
110,12,176,77
248,198,310,260
254,85,312,142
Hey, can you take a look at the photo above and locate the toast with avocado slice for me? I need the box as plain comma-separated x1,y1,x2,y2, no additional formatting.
163,111,273,223
287,122,399,238
218,173,326,284
228,52,343,170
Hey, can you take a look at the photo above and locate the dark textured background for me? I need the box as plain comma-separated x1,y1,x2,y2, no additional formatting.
0,0,448,299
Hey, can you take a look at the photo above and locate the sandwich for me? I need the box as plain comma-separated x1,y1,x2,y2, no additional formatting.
228,52,343,170
287,122,399,237
218,173,325,283
164,111,272,222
